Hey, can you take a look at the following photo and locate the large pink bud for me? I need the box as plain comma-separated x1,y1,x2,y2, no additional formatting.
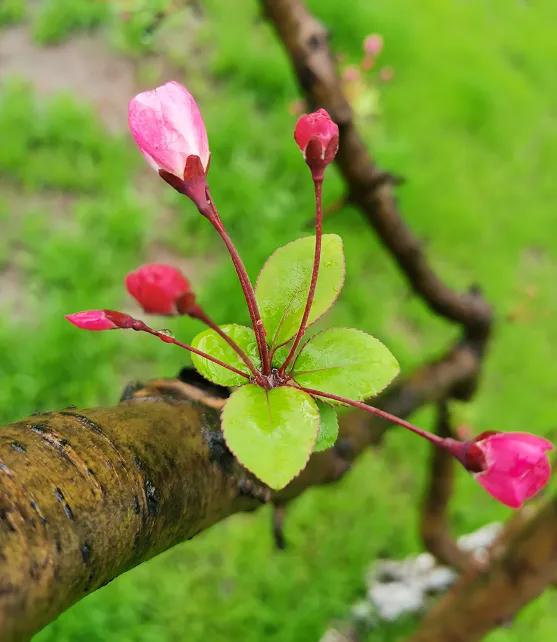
128,81,210,199
456,431,553,508
125,263,194,316
294,108,339,180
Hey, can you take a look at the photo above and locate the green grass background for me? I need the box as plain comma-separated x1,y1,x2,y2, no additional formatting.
1,0,557,640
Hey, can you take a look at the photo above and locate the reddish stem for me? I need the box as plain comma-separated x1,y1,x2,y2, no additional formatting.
134,324,250,380
200,192,272,376
280,178,323,375
291,384,449,449
189,304,266,387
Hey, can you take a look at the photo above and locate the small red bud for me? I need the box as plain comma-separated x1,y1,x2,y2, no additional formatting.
294,108,339,180
125,263,194,316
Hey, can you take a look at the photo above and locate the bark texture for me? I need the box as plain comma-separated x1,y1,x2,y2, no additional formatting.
0,392,245,641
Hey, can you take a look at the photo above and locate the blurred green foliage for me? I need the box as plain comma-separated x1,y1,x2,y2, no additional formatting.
0,0,25,26
1,0,557,640
32,0,109,44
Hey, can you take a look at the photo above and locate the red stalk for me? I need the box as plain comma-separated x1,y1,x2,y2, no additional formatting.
280,177,323,375
291,384,450,449
136,324,250,380
188,304,267,387
200,191,272,376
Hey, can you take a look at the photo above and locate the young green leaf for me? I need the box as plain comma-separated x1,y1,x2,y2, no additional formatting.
191,324,260,387
255,234,345,348
315,402,339,452
290,327,399,401
221,384,320,490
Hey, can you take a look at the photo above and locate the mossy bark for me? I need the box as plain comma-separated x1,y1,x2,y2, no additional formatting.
0,396,249,641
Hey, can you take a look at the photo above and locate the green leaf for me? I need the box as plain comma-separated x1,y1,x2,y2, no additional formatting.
222,384,320,490
290,327,399,401
315,402,339,452
255,234,345,348
191,324,260,387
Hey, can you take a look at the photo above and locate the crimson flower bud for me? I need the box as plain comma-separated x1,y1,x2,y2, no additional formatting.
294,108,339,181
451,431,554,509
125,263,194,316
65,310,137,331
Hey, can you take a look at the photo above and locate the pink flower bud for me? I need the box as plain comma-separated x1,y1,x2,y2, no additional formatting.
128,81,210,179
294,108,339,180
363,33,383,57
125,263,194,315
65,309,136,331
456,432,554,508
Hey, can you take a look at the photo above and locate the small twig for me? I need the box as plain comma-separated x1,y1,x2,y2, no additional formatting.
272,504,288,550
420,402,471,571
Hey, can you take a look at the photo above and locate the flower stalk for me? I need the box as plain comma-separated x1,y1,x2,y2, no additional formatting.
202,192,272,376
186,302,266,386
65,310,250,381
280,176,323,375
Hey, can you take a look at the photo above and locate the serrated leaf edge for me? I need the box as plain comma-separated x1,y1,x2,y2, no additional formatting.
190,323,259,386
289,326,400,401
220,386,320,490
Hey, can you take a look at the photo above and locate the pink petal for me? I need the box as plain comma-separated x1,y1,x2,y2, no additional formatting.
294,108,339,154
65,310,118,331
128,81,210,177
475,432,554,508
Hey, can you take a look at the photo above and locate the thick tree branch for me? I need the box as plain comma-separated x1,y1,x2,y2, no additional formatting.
0,340,478,641
407,496,557,642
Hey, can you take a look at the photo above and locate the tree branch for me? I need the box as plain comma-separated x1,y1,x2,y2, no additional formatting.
261,0,491,342
407,496,557,642
0,340,478,641
419,402,470,571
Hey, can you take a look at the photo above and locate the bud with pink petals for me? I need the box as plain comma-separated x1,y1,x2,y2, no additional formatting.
363,33,383,57
451,431,554,508
65,310,138,331
125,263,195,316
128,81,210,209
294,108,339,181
